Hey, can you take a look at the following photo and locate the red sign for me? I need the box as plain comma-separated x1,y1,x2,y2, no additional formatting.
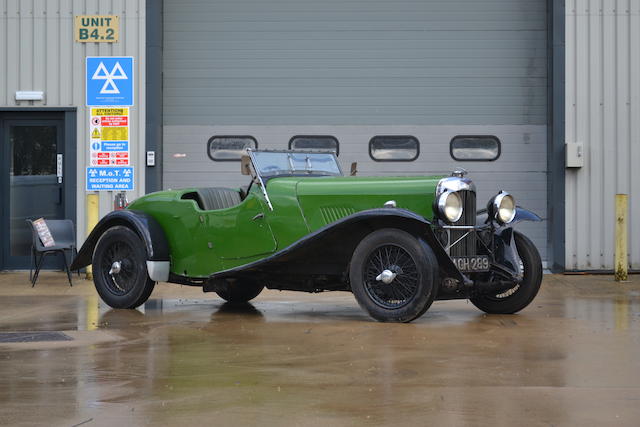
97,153,110,158
97,159,110,165
115,159,128,165
101,116,128,127
115,152,129,158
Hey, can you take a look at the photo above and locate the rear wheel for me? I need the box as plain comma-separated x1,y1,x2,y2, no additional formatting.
470,231,542,314
216,279,264,303
349,228,438,323
93,226,155,309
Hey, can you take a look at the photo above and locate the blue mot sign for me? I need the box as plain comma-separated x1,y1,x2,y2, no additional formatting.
86,167,134,191
86,57,134,106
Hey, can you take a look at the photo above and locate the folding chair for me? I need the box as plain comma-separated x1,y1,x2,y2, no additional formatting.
26,219,77,287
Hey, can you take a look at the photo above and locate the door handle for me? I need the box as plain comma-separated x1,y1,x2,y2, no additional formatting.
252,213,264,221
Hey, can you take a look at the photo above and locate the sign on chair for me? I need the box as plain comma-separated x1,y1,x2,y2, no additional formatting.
33,218,55,248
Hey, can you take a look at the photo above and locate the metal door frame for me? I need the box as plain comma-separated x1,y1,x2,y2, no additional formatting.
0,108,77,270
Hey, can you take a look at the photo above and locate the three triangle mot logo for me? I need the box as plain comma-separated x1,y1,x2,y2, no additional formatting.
86,57,133,106
92,61,128,94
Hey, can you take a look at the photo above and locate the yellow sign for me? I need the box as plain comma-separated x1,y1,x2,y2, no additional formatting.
101,127,129,141
91,128,101,139
91,108,128,116
75,15,119,43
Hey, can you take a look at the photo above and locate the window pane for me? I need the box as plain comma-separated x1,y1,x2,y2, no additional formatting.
369,136,419,161
10,125,57,176
450,136,500,161
207,136,257,161
9,124,60,257
289,135,339,156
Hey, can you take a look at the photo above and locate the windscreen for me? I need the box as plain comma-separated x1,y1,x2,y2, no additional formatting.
251,151,342,177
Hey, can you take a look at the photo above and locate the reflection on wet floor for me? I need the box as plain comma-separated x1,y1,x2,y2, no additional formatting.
0,273,639,426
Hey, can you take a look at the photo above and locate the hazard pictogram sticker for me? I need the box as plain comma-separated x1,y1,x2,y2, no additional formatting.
91,116,101,126
91,128,101,138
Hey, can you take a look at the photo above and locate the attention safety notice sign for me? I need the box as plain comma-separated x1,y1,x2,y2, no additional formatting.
90,107,130,166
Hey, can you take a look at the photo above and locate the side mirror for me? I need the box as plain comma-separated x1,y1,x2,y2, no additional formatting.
241,155,251,176
350,162,358,176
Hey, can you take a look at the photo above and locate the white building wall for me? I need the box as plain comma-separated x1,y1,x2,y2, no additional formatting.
565,0,640,270
0,0,146,243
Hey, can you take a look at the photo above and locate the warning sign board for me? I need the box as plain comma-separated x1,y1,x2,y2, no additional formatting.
89,107,129,166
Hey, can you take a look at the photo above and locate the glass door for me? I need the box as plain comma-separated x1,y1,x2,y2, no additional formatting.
1,118,65,269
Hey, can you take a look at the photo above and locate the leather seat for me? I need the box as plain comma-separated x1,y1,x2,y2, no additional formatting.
196,187,242,210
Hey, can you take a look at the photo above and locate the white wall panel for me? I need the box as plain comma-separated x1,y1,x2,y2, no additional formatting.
0,0,146,243
566,0,640,270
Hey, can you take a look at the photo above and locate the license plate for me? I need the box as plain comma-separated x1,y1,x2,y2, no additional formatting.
451,255,490,272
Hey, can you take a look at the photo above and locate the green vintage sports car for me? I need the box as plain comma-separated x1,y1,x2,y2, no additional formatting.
71,150,543,322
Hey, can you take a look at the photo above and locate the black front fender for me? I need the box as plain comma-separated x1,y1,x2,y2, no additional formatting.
69,209,170,271
209,208,464,285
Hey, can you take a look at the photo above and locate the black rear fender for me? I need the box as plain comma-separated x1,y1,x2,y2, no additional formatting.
70,210,170,271
210,208,464,284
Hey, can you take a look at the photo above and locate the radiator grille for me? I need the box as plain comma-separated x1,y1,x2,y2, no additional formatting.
449,190,477,257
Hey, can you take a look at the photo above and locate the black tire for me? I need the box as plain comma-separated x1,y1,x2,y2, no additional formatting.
216,279,264,304
349,228,438,323
92,226,155,309
470,231,542,314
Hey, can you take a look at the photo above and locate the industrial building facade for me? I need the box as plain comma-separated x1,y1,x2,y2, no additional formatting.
0,0,638,273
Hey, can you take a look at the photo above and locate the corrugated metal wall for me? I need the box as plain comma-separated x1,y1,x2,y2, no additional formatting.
163,0,549,261
164,0,547,126
0,0,146,243
565,0,640,270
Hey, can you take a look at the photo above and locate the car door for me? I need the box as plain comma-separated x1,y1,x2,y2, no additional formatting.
204,190,277,260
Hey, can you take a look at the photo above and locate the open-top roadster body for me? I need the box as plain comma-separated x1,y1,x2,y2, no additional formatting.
71,150,543,322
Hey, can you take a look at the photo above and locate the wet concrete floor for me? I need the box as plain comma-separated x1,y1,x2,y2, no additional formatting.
0,272,639,426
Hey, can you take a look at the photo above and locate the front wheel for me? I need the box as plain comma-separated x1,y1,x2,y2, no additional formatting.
470,231,542,314
349,228,438,323
93,226,155,309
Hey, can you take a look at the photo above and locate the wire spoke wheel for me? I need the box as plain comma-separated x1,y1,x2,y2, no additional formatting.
93,226,155,309
350,228,438,323
99,240,140,296
364,244,419,309
470,231,542,314
491,257,524,299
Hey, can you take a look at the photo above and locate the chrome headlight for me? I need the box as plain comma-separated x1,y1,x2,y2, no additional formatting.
489,191,516,224
437,190,463,223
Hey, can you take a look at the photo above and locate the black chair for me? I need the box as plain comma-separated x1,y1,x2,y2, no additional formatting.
26,219,77,287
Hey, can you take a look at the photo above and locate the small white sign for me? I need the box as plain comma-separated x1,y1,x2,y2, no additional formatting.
56,154,63,183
